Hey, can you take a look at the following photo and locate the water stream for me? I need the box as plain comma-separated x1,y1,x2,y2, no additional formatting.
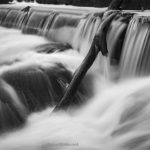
0,2,150,150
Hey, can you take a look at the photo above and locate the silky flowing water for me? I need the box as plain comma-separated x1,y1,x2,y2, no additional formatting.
1,2,150,150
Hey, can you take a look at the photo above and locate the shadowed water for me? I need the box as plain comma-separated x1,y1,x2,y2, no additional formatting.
0,26,95,132
1,3,150,150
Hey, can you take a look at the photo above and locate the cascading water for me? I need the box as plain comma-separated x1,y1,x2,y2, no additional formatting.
120,14,150,77
1,2,150,150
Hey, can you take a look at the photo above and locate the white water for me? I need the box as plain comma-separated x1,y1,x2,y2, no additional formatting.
1,24,150,150
10,0,38,5
1,4,150,150
1,69,150,150
0,27,83,72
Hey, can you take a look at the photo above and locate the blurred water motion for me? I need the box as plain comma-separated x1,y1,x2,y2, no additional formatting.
1,3,150,150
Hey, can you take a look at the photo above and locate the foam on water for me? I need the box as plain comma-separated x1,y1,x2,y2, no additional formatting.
0,25,150,150
1,5,150,150
10,0,38,6
1,75,150,150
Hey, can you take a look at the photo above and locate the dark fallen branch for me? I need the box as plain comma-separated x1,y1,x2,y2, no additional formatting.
54,12,117,110
53,0,125,111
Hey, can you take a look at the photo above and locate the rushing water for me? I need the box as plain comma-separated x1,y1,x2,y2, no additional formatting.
1,3,150,150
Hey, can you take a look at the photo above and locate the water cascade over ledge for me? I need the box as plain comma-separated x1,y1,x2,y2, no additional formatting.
1,2,150,150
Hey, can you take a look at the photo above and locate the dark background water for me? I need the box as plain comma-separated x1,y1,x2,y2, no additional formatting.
1,0,111,7
0,0,150,10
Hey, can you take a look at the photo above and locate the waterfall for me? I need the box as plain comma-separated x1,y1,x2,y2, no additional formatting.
1,9,26,28
107,12,132,65
0,4,102,132
120,15,150,77
1,2,150,150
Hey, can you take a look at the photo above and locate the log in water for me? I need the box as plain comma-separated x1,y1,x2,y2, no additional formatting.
1,2,150,150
